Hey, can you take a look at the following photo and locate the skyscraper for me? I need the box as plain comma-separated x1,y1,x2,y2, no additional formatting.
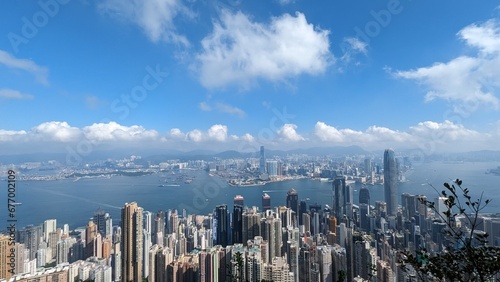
121,202,143,282
259,146,266,174
0,235,13,280
384,149,398,215
359,187,370,206
215,205,228,247
232,204,243,244
333,176,346,220
234,195,244,207
262,193,271,213
286,189,299,226
93,209,112,238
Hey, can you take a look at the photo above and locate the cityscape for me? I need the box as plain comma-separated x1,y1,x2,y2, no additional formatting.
1,146,500,281
2,1,500,282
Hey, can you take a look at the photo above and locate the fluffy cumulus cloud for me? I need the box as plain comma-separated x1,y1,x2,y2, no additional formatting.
98,0,190,45
207,124,228,142
0,129,27,142
0,50,49,85
31,122,82,142
312,120,492,151
395,19,500,113
196,10,331,89
82,122,159,142
277,124,305,142
0,120,497,154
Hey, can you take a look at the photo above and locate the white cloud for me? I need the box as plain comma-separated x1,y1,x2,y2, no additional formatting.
98,0,190,46
32,122,82,142
277,124,305,142
168,128,186,139
395,19,500,113
83,122,159,142
186,129,203,142
0,50,49,85
207,124,228,142
459,19,500,55
0,120,496,154
199,101,246,118
409,120,480,141
0,129,27,142
0,89,33,100
196,10,332,89
340,37,368,64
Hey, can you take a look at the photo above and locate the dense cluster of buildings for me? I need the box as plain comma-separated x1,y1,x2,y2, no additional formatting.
3,149,500,281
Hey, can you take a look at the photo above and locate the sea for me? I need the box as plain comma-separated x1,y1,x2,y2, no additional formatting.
2,161,500,231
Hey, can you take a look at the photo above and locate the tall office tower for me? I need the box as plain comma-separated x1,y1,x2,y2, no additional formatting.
0,235,13,280
364,158,372,174
286,189,299,226
243,210,262,245
18,225,40,261
93,209,112,238
262,216,282,262
43,219,57,243
384,149,398,215
267,161,279,177
86,221,98,258
299,200,307,226
156,210,166,234
260,146,266,174
359,187,370,206
333,176,346,220
262,193,271,213
215,205,228,247
302,213,311,234
121,202,143,282
234,195,244,207
299,247,312,282
434,197,448,221
401,193,417,220
416,195,428,217
233,205,244,244
359,204,371,231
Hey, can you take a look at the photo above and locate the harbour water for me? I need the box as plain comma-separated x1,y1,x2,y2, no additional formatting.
2,161,500,231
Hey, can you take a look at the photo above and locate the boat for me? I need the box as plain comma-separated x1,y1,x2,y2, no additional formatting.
159,184,181,187
11,202,22,205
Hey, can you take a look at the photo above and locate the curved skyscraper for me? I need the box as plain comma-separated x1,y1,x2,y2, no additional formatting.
384,149,398,215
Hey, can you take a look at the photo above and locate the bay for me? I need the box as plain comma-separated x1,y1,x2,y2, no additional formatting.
2,161,500,231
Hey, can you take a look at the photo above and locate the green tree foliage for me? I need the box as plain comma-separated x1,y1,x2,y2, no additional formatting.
401,179,500,281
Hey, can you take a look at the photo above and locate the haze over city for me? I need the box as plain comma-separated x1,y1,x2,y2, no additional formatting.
1,1,500,156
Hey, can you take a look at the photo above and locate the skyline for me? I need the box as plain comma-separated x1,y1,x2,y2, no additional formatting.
1,1,500,156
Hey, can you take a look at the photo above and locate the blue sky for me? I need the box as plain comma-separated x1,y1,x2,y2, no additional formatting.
1,0,500,156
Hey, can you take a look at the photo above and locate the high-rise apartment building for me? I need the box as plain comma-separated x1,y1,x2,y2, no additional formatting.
121,202,143,282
